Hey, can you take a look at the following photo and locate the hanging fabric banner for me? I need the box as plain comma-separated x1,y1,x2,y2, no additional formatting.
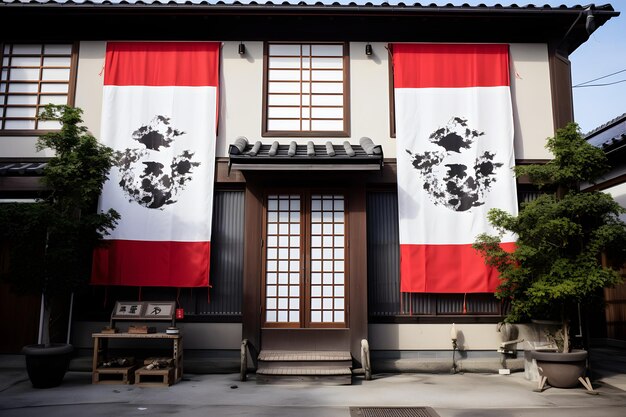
92,42,220,287
393,43,518,293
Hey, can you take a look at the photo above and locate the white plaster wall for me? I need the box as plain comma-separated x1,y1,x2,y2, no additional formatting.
350,42,395,156
604,182,626,222
0,41,555,161
0,136,53,158
74,42,106,140
72,321,242,350
508,44,555,160
369,323,555,351
216,41,264,157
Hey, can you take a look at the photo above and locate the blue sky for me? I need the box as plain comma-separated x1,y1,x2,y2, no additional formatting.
400,1,626,134
566,2,626,133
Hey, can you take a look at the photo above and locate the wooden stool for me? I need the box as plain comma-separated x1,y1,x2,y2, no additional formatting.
92,365,138,384
135,366,175,387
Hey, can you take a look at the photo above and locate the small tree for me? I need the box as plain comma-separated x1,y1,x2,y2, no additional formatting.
0,105,119,346
473,123,626,353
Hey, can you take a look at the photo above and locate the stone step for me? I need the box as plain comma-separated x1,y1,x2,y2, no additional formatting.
256,350,353,385
258,350,351,362
257,350,352,368
256,366,352,376
258,350,352,368
256,366,352,385
258,359,353,368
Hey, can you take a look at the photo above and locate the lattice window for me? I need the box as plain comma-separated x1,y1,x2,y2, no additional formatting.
0,43,76,133
310,194,346,324
263,43,349,137
265,194,302,324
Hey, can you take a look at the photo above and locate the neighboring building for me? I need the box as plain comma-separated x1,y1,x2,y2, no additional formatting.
0,1,620,374
584,113,626,345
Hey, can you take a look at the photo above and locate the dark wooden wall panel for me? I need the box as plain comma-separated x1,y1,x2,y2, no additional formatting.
348,182,368,360
0,282,40,353
604,274,626,341
242,180,263,354
548,47,574,130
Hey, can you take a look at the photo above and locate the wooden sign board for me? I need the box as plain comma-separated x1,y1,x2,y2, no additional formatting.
112,302,144,318
144,302,174,319
111,301,176,327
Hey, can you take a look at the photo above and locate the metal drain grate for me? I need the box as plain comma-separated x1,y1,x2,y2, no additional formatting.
350,407,441,417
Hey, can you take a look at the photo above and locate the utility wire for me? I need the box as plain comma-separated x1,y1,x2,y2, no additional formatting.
573,79,626,88
573,68,626,87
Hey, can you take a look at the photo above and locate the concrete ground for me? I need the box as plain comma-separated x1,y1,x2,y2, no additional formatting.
1,346,626,417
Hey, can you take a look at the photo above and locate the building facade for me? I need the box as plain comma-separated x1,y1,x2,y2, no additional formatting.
0,2,619,369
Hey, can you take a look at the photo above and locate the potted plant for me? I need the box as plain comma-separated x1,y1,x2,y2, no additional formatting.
473,122,626,392
0,105,119,388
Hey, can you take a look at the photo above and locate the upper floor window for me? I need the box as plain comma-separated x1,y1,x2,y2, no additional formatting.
0,43,77,134
263,43,350,137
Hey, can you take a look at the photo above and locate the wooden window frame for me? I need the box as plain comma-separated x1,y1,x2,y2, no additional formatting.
0,42,78,136
262,42,351,138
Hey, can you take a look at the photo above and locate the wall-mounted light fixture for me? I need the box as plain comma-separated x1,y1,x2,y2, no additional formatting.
365,43,373,56
238,42,246,56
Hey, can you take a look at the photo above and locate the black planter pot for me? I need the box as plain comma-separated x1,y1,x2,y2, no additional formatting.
532,349,587,388
22,343,74,388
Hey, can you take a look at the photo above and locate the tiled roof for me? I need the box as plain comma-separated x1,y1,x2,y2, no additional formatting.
0,161,47,176
584,113,626,153
0,0,614,11
228,137,383,171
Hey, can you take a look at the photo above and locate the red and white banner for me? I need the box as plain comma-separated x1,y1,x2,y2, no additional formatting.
92,42,220,287
393,44,517,293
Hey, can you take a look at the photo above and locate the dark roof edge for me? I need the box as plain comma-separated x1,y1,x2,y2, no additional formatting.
2,3,618,55
584,113,626,139
0,157,51,163
0,2,618,16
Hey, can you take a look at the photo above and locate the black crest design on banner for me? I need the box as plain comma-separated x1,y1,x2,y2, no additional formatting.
406,117,503,212
115,115,200,209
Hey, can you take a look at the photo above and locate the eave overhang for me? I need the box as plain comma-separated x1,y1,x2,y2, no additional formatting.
0,2,619,55
0,159,48,193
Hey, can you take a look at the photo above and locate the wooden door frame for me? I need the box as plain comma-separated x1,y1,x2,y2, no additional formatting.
241,173,367,358
259,189,350,330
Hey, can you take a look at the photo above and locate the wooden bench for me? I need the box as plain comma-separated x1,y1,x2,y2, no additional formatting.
91,332,183,385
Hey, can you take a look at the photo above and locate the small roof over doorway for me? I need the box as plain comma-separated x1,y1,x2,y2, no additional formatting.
0,159,48,194
228,137,383,172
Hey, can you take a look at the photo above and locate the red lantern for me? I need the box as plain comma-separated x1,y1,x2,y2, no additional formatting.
176,308,184,320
